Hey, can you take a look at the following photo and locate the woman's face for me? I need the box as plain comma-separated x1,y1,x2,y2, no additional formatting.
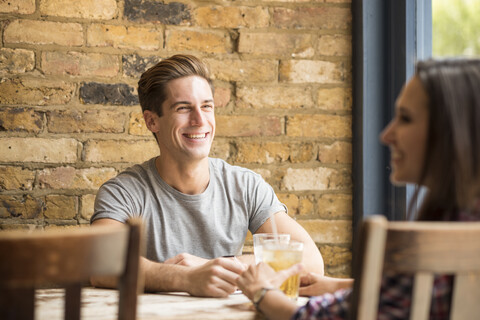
380,76,430,186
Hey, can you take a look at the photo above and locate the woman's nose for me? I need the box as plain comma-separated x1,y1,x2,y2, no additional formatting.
380,121,394,145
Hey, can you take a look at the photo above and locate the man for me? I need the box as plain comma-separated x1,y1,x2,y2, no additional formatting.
91,54,324,297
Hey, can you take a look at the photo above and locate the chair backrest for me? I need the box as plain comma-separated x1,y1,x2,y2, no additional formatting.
349,215,480,320
0,218,144,320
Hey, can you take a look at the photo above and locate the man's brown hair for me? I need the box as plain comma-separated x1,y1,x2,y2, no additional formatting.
138,54,214,116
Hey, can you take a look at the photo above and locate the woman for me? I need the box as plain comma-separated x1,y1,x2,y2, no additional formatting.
236,59,480,319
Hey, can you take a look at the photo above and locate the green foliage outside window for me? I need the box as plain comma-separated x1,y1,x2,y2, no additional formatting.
433,0,480,57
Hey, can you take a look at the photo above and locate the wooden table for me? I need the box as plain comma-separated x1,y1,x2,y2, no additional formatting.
36,287,309,319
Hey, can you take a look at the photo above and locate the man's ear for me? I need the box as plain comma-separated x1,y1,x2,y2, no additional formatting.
143,110,159,133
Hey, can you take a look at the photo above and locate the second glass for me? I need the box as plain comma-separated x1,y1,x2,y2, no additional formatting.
253,233,290,265
262,239,304,300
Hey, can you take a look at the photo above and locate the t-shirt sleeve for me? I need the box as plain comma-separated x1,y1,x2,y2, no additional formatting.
248,175,287,234
90,180,139,224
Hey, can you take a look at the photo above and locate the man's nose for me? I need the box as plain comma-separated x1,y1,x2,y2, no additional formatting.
190,106,205,126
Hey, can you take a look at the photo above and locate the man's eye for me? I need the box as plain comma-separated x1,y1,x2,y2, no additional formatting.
202,104,213,109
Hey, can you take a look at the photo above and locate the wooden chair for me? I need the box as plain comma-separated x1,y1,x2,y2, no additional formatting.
0,218,144,320
349,215,480,320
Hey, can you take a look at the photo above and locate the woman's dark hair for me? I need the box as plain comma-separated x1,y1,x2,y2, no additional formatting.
412,59,480,221
138,54,214,117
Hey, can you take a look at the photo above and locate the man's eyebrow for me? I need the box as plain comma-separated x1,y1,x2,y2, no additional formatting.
169,99,214,109
169,101,190,109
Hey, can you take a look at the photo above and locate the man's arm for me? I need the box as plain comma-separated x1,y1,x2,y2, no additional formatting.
255,211,324,275
91,218,245,297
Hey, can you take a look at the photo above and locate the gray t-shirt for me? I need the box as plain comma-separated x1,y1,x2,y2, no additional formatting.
91,157,286,262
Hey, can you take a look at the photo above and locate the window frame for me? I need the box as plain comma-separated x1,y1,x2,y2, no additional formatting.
352,0,432,237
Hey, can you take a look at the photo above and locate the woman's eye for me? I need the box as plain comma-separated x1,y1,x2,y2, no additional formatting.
399,114,411,123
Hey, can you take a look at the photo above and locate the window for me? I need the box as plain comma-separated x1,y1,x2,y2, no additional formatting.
433,0,480,57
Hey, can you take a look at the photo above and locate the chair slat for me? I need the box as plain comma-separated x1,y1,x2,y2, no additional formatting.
350,216,388,320
349,216,480,320
450,272,480,319
409,272,434,320
65,283,82,320
0,218,143,320
384,225,480,273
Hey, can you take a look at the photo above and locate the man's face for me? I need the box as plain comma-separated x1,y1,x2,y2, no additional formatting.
147,76,215,163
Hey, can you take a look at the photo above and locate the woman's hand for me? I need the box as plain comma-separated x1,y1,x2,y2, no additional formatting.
236,262,303,300
237,263,303,320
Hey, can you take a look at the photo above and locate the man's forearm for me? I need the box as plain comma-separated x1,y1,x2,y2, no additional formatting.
142,257,189,292
90,257,189,292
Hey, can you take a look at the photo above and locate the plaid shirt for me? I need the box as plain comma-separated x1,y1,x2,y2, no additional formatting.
292,206,480,320
292,273,453,320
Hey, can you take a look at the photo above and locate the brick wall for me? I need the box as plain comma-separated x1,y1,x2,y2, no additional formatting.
0,0,352,277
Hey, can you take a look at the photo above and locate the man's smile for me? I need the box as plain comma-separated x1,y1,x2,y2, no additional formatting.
184,133,208,139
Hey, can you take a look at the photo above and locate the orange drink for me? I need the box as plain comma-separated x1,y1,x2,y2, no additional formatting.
262,240,303,300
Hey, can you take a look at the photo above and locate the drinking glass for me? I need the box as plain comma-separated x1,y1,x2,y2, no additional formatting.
253,233,290,265
262,240,304,300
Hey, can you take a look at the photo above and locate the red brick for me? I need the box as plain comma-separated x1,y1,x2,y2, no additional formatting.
280,60,344,84
283,167,351,191
216,115,283,137
287,114,351,138
317,34,352,56
40,0,117,19
166,28,233,54
129,111,151,136
239,32,314,57
317,194,352,219
47,109,126,133
80,194,96,221
273,7,351,30
213,85,232,109
0,195,44,219
44,195,77,219
38,167,116,190
236,85,314,109
298,219,352,244
318,141,352,164
0,108,43,133
4,20,83,46
0,166,35,191
0,138,78,163
42,51,119,77
195,6,269,28
87,24,161,50
0,0,35,14
234,141,314,164
83,139,159,163
0,48,35,74
206,59,278,83
0,78,75,106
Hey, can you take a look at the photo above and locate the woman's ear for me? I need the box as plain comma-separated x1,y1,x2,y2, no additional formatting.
143,110,159,133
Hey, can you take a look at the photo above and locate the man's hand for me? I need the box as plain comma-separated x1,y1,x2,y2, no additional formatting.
164,253,209,267
299,273,354,297
184,257,246,297
236,262,303,300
